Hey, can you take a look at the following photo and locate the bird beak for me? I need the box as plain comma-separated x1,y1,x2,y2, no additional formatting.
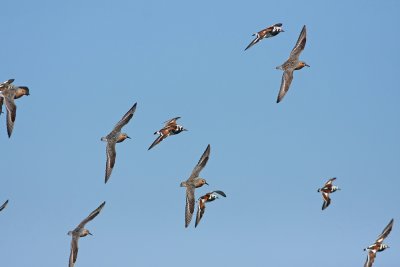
183,129,188,131
205,182,209,185
305,64,310,67
281,29,285,32
126,136,131,139
89,232,93,236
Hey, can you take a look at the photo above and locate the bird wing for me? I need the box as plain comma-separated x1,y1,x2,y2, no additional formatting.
324,177,337,187
185,185,196,228
321,192,331,210
376,218,394,243
111,102,137,134
77,202,106,229
363,250,376,267
105,142,116,183
195,199,206,228
164,117,180,126
188,144,211,182
289,25,307,60
148,134,167,150
3,93,17,138
276,70,294,103
0,199,9,212
244,33,261,51
213,190,227,197
69,235,79,267
0,79,14,89
0,97,3,115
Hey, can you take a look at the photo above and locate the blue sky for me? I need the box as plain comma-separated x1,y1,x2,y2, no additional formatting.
0,0,399,266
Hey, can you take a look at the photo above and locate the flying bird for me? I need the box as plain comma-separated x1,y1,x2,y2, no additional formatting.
148,117,187,150
68,201,106,267
244,23,284,51
101,103,137,183
317,177,340,210
0,79,30,137
275,25,309,103
363,218,394,267
180,144,211,228
0,199,9,212
195,190,226,227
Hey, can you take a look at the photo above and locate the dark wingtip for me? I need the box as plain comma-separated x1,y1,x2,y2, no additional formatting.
214,190,227,197
244,44,252,51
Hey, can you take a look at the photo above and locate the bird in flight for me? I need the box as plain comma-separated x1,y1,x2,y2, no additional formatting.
195,190,226,227
180,144,211,228
68,201,106,267
244,23,284,51
0,79,30,137
148,117,187,150
363,218,394,267
275,25,309,103
101,103,137,183
317,177,340,210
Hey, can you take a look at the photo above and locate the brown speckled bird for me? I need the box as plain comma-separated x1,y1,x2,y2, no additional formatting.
67,201,105,267
275,25,309,103
195,190,226,227
363,219,394,267
180,144,211,228
101,103,137,183
148,117,187,150
244,23,284,51
0,79,30,137
317,177,340,210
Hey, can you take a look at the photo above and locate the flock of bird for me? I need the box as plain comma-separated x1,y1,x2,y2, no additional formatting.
0,22,394,267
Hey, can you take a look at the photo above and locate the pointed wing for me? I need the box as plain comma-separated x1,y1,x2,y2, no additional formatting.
105,142,116,183
148,135,167,150
244,34,261,51
276,70,294,103
4,95,17,138
77,201,106,228
0,79,14,89
324,177,337,187
69,235,79,267
185,186,196,228
0,200,9,212
164,117,180,126
0,97,3,115
289,25,307,60
376,218,394,243
364,250,376,267
188,144,211,182
213,190,226,197
321,192,331,210
112,103,137,133
195,199,206,228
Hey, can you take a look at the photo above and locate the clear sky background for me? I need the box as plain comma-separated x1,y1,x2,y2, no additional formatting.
0,0,399,266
